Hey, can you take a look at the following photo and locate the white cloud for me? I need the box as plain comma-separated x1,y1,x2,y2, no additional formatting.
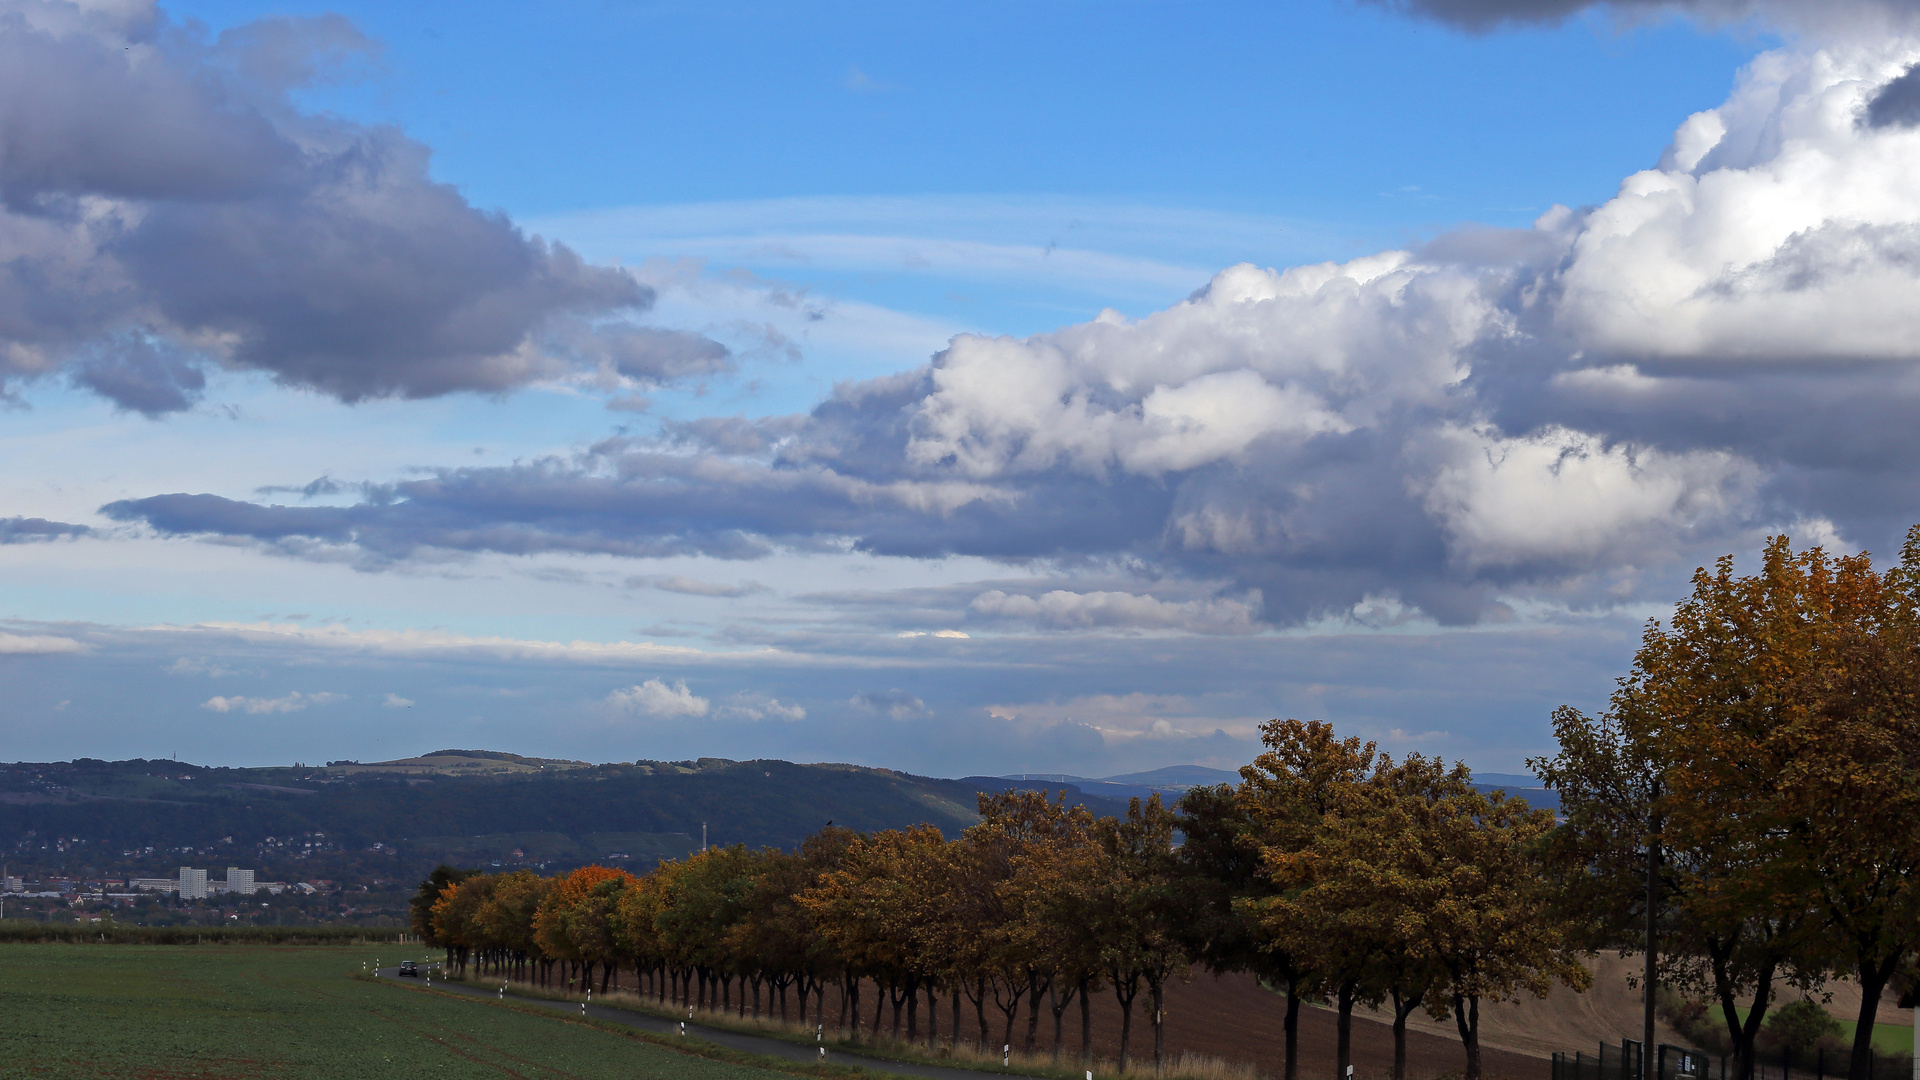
1418,425,1759,570
714,693,807,722
1556,45,1920,362
970,589,1262,635
0,632,88,655
629,575,768,598
202,691,345,715
608,678,710,718
382,694,414,708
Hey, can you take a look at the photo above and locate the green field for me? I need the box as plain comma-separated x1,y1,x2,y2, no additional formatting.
0,943,792,1079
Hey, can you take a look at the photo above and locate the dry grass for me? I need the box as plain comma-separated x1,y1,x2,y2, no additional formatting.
448,971,1259,1080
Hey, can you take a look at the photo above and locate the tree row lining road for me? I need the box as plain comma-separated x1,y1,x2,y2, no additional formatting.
373,968,1044,1080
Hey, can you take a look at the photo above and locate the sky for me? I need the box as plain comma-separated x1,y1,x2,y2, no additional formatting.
4,0,1919,776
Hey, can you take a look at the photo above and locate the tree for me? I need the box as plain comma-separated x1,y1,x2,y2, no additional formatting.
1177,782,1314,1080
1233,718,1380,1080
1369,762,1589,1080
1256,754,1452,1080
1540,532,1920,1080
1085,794,1192,1073
411,864,475,961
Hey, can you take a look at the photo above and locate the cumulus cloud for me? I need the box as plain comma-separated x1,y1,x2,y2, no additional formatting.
608,678,710,718
714,692,807,722
202,690,343,714
0,0,730,412
382,693,414,708
97,38,1920,628
0,516,90,542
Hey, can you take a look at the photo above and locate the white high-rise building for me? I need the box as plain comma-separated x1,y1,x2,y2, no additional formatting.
226,868,255,896
178,867,208,900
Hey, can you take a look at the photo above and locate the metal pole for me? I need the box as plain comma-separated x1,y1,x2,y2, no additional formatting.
1646,781,1662,1080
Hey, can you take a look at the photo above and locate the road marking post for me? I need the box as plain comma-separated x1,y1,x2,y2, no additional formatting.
1004,1044,1010,1067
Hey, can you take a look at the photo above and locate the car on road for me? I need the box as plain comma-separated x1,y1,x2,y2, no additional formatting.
398,961,418,977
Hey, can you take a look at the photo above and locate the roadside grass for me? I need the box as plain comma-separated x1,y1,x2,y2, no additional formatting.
0,943,801,1079
439,970,1257,1080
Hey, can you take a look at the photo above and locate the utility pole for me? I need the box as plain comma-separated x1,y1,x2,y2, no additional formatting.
1644,779,1661,1080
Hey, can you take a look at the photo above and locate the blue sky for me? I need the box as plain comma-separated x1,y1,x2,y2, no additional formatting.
4,0,1917,776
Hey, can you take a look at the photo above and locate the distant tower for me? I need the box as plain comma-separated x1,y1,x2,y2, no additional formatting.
226,867,256,896
701,823,707,853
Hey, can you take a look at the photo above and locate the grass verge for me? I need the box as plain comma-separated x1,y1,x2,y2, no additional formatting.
437,970,1257,1080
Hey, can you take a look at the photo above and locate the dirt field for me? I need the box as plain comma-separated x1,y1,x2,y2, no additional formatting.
1072,954,1914,1080
1075,970,1548,1080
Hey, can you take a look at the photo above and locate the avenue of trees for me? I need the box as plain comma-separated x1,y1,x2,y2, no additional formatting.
415,722,1583,1080
412,530,1920,1080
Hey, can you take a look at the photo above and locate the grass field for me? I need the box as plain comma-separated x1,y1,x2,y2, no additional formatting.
0,943,795,1079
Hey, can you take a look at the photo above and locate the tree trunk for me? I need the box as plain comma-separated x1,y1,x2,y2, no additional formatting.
1024,970,1046,1054
1150,975,1167,1073
1338,978,1358,1080
1453,993,1482,1080
1049,980,1078,1060
1115,976,1139,1073
926,982,938,1048
1391,988,1424,1080
1080,976,1093,1067
974,976,990,1050
1284,982,1302,1080
1715,945,1777,1080
1849,956,1898,1080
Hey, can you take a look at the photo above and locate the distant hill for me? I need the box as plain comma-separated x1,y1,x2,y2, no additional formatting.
0,755,1040,883
998,765,1560,813
999,764,1240,804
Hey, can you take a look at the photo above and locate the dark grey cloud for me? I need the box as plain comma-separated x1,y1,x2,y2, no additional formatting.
0,1,705,412
0,516,90,542
1361,0,1915,31
69,336,204,416
1867,65,1920,128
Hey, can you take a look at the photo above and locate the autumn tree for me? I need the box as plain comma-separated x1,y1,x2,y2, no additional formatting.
1230,718,1381,1080
411,864,476,964
533,865,632,994
1372,765,1588,1080
1255,754,1453,1080
1083,793,1192,1073
1177,782,1314,1080
1538,532,1920,1080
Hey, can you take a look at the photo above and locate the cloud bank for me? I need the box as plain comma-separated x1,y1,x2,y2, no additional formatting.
97,36,1920,628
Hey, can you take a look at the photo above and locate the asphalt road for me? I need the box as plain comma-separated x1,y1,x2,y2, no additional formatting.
374,967,1050,1080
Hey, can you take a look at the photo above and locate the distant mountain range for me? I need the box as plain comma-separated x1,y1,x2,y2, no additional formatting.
995,766,1559,813
0,754,1557,886
994,765,1242,804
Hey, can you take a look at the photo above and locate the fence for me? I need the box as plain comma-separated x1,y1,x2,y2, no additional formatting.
1555,1040,1911,1080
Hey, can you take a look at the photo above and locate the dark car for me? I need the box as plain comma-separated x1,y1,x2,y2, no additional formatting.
398,961,419,977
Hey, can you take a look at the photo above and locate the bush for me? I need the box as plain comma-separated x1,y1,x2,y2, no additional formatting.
1762,999,1842,1056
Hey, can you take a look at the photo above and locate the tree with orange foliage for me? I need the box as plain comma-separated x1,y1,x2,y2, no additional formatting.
533,864,634,994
